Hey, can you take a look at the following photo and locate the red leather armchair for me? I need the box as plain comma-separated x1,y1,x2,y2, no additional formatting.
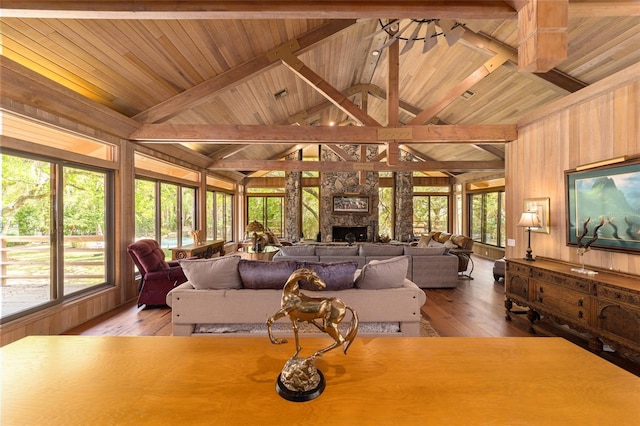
127,239,188,307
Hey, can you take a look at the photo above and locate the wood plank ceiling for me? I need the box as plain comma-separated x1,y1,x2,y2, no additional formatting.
1,1,640,182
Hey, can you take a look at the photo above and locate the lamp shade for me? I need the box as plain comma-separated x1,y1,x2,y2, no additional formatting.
517,211,541,228
246,220,265,233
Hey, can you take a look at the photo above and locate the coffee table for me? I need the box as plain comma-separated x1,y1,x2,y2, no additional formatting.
2,336,638,425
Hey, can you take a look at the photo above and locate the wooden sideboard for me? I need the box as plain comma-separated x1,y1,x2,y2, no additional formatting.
505,257,640,356
170,239,225,260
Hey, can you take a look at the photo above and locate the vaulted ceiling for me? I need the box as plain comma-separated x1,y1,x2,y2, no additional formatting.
2,1,640,183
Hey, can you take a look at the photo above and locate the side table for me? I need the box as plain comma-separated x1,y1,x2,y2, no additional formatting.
170,240,225,260
450,248,474,280
245,245,279,261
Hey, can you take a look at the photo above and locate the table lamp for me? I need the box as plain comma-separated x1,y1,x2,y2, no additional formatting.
517,211,541,261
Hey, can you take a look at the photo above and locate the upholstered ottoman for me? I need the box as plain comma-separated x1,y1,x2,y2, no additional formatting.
493,258,505,282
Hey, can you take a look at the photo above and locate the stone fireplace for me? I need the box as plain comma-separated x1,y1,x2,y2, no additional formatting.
332,226,368,242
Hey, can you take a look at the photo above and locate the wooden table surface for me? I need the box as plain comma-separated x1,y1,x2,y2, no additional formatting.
2,336,639,425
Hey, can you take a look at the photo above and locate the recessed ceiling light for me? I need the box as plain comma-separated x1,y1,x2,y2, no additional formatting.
273,89,288,100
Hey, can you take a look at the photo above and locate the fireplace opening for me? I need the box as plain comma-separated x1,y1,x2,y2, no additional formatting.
332,226,368,242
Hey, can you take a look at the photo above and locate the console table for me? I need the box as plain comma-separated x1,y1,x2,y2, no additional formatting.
170,239,224,260
505,257,640,355
2,336,638,425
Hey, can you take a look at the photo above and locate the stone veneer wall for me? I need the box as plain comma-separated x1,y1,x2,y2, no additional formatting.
395,150,414,242
320,145,379,242
284,151,302,241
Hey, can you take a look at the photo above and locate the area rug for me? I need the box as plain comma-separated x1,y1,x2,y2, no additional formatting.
420,316,440,337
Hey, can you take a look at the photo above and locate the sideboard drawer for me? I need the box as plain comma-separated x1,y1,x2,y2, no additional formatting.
533,279,591,323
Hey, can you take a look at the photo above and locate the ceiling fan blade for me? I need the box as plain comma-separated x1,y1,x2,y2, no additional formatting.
445,24,465,46
401,21,424,55
378,20,413,50
423,21,437,53
364,19,399,40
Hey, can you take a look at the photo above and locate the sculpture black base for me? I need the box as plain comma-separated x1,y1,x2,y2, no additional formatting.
276,371,325,402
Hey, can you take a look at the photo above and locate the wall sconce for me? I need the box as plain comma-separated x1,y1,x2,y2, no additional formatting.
517,211,541,261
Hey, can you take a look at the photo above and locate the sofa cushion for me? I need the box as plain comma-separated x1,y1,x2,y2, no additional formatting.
451,234,474,250
296,261,358,291
403,246,448,256
239,259,297,289
314,246,359,257
179,255,242,290
416,235,432,248
279,245,317,257
427,239,445,248
355,256,409,289
358,245,404,257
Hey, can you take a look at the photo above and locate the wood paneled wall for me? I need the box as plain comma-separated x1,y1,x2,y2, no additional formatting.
506,62,640,276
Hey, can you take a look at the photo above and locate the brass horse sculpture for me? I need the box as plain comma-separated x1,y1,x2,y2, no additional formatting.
267,268,358,358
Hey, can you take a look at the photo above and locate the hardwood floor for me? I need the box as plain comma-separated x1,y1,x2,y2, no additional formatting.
66,256,528,338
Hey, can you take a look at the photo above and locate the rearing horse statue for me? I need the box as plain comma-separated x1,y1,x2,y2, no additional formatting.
267,268,358,358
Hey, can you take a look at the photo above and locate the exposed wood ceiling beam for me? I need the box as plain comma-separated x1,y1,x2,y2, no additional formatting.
130,124,517,143
209,144,250,160
208,159,504,173
4,1,637,20
476,144,506,160
273,46,381,127
0,1,518,19
408,53,510,125
325,145,356,162
399,144,456,178
518,0,568,72
460,28,586,92
134,19,356,123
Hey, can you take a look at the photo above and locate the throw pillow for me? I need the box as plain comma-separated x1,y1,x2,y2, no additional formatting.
355,256,409,289
403,246,447,256
239,259,297,289
179,255,242,290
416,234,432,248
296,261,358,291
444,239,458,249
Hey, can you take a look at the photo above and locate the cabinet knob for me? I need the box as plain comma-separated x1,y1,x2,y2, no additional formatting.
577,299,584,307
538,296,544,303
578,311,584,318
539,286,544,293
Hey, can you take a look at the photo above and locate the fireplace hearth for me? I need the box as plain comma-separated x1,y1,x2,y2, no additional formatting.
332,226,368,242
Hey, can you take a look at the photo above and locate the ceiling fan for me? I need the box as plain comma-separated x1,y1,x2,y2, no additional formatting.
365,18,466,56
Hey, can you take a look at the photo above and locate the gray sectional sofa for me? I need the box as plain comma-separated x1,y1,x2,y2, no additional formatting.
273,244,459,288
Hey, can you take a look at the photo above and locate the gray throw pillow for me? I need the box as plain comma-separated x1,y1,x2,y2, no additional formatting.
179,255,242,289
355,256,409,289
239,259,297,289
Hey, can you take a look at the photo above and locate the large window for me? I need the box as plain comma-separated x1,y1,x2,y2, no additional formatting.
247,191,285,238
413,186,450,235
1,152,113,321
134,178,197,253
469,191,506,247
302,187,319,241
207,190,234,242
378,187,394,238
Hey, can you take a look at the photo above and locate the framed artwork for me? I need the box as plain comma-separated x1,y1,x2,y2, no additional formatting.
332,194,371,214
565,159,640,253
524,197,550,234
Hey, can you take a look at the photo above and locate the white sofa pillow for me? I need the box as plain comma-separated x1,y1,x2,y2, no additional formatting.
355,255,409,289
179,255,242,289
